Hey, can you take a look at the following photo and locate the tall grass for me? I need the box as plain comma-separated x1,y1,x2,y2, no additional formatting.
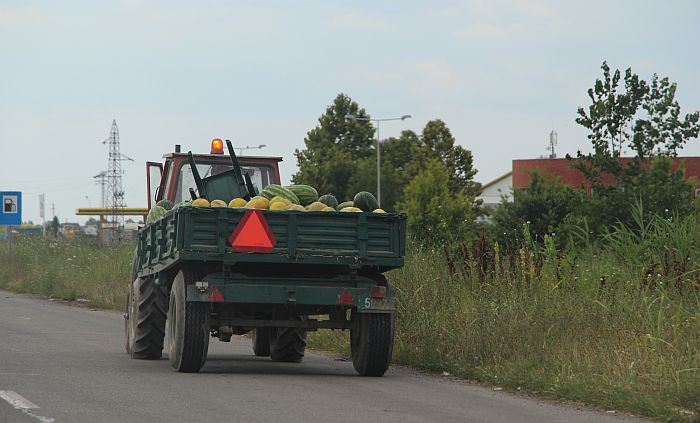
1,215,698,421
0,236,131,309
385,244,698,422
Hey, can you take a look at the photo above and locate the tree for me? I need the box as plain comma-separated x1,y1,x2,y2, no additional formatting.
50,216,60,238
572,61,699,186
397,159,477,245
568,62,700,234
346,158,403,211
490,173,585,251
632,74,700,158
381,130,420,173
419,120,481,200
351,130,422,210
293,94,375,200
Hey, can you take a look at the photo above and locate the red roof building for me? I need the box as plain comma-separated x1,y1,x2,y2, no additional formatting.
512,157,700,198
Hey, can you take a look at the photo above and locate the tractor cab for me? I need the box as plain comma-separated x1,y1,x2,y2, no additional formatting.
146,139,283,208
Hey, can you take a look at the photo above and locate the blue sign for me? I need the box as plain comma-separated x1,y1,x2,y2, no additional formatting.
0,191,22,226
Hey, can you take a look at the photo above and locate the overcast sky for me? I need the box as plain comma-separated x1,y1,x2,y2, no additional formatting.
1,0,699,224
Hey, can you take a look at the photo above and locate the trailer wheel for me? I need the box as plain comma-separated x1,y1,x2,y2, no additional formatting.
126,276,168,359
350,312,394,376
251,328,272,357
167,269,210,372
270,320,307,363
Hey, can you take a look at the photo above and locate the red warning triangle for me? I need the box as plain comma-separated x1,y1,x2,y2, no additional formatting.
208,287,225,302
228,210,276,253
337,288,355,305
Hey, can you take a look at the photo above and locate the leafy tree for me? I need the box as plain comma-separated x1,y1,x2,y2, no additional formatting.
490,173,585,251
572,61,699,186
381,130,420,173
293,94,375,199
595,158,698,225
570,62,700,233
632,74,700,157
397,159,477,245
353,130,423,210
50,216,60,238
418,120,481,200
346,158,403,210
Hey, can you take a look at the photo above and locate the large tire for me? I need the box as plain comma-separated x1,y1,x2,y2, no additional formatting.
167,269,210,372
124,282,134,355
270,322,307,363
124,248,139,354
251,328,272,357
351,312,394,376
127,276,168,359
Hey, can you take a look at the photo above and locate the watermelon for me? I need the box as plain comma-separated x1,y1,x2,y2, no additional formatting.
146,205,167,224
353,191,379,212
285,185,318,206
156,199,174,210
260,184,299,205
172,200,192,210
337,201,354,210
318,194,338,210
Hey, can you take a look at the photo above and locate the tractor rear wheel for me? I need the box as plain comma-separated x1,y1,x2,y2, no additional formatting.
269,320,307,363
126,276,168,359
167,269,210,372
252,328,272,357
124,247,139,355
350,312,394,376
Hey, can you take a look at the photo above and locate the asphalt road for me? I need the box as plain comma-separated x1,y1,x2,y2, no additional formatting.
0,290,652,423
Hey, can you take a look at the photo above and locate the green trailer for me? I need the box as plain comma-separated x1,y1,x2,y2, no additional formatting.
124,140,407,376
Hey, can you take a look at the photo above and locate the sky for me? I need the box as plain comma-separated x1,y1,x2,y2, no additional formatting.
1,0,699,225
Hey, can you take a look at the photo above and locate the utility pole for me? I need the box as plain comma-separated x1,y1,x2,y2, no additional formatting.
39,193,45,237
102,119,133,242
547,130,558,159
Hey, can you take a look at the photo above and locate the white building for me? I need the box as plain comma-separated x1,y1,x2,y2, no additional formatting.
476,171,513,222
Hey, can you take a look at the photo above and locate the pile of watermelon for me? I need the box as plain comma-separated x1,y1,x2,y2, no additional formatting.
146,185,386,224
257,185,385,213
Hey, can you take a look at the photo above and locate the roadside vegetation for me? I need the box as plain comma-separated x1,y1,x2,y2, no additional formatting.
0,237,130,310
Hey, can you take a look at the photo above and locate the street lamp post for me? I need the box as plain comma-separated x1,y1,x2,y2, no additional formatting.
345,114,411,207
235,144,267,156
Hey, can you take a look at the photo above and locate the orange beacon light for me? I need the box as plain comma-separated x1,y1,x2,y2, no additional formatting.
211,138,224,154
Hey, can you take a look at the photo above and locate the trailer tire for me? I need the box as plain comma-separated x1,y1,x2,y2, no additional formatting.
127,276,168,359
351,312,394,376
167,269,210,373
270,322,307,363
251,328,272,357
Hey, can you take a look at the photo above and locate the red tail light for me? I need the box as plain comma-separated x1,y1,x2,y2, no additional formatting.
369,285,386,298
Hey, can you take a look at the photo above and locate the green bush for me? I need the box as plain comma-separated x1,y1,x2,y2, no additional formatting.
397,159,477,246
